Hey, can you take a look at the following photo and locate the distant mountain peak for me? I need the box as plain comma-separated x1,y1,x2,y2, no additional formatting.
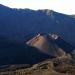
0,4,9,9
0,4,4,7
41,9,55,16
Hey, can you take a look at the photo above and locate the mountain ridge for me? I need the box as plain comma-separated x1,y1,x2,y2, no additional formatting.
0,4,75,46
0,4,75,59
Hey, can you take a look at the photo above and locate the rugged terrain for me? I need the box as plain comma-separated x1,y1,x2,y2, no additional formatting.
0,33,75,75
0,58,75,75
0,4,75,75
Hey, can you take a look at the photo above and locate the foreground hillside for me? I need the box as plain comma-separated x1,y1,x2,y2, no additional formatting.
0,33,75,75
0,58,75,75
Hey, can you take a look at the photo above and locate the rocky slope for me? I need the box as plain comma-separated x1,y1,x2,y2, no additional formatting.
0,33,75,75
0,58,75,75
26,33,75,57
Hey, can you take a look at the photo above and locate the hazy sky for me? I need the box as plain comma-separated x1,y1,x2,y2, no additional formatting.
0,0,75,15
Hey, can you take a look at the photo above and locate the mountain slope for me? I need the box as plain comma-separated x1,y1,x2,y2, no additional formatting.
0,4,75,46
0,59,75,75
0,37,53,66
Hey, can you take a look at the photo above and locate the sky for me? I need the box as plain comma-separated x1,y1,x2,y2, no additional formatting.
0,0,75,15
